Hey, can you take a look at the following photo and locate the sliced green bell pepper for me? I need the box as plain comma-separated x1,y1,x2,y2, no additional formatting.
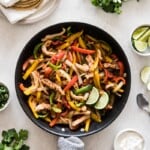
74,84,93,95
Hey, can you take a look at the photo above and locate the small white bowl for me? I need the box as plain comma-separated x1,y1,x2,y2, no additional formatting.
131,25,150,56
114,129,145,150
0,82,10,112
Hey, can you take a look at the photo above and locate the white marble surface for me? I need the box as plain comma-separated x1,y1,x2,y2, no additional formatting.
0,0,150,149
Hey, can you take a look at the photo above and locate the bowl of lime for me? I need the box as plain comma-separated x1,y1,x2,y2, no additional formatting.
131,25,150,56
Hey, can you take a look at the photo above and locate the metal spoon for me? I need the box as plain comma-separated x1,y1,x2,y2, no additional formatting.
136,93,150,115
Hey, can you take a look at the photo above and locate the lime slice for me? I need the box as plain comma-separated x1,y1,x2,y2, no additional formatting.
132,27,149,40
94,91,109,110
138,29,150,42
140,66,150,84
86,87,99,105
133,40,148,52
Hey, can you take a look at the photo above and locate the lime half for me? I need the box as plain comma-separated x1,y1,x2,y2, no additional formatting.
138,29,150,42
86,87,99,105
133,40,148,52
94,91,109,110
140,66,150,84
132,27,149,40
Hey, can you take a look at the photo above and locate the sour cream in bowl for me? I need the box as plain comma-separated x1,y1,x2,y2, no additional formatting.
114,129,145,150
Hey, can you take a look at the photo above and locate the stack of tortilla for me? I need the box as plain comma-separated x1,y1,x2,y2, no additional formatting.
11,0,43,10
0,0,50,24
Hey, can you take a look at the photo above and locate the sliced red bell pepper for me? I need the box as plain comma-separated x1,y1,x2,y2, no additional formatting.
117,61,124,76
111,54,117,59
64,75,78,91
71,46,95,54
22,56,33,71
61,62,67,70
44,67,52,78
51,51,65,63
104,69,113,82
51,40,63,46
67,51,73,62
60,110,69,117
113,76,126,84
19,83,26,91
49,117,58,127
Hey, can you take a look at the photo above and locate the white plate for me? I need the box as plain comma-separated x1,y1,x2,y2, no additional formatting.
0,0,58,24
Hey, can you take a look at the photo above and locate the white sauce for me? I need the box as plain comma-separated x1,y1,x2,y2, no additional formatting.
115,130,145,150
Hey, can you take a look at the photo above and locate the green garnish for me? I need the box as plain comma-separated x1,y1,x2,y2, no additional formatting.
0,128,29,150
74,84,93,95
91,0,139,14
33,43,42,59
0,84,9,109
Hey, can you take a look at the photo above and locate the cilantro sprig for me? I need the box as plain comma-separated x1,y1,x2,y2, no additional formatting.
0,129,29,150
91,0,139,14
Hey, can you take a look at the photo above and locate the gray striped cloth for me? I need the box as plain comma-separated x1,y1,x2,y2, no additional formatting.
58,137,84,150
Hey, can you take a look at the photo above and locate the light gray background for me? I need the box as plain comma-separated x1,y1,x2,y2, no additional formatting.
0,0,150,149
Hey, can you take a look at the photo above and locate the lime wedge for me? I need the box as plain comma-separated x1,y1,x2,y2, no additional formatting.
138,29,150,42
140,66,150,84
94,91,109,110
133,40,148,52
132,27,149,40
86,87,99,105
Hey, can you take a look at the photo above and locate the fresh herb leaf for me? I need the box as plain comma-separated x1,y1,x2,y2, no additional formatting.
20,145,30,150
0,129,29,150
2,129,17,144
91,0,131,14
19,130,28,141
0,143,4,150
13,140,24,150
66,26,72,36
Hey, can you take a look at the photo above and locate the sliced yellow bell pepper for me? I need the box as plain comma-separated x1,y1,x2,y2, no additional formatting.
24,86,36,96
66,91,80,111
105,56,112,63
36,91,41,100
28,96,39,119
79,36,86,49
76,51,82,64
90,51,99,72
84,118,91,132
23,59,40,80
44,117,51,122
70,51,77,76
72,51,77,64
57,42,70,50
93,69,101,89
91,111,101,122
56,72,61,85
68,101,80,111
65,31,83,43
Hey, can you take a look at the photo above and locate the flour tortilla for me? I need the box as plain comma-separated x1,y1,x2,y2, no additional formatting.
12,0,43,9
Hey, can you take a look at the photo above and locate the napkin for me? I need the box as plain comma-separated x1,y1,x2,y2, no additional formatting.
0,0,49,24
58,137,84,150
0,0,20,7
